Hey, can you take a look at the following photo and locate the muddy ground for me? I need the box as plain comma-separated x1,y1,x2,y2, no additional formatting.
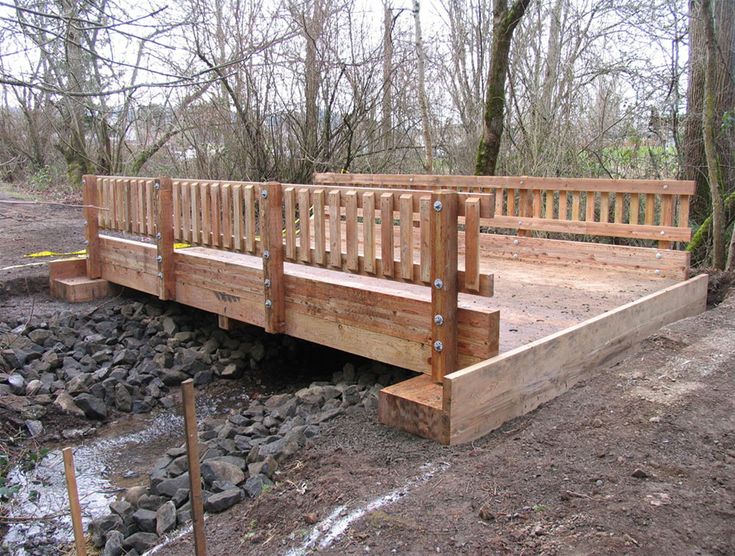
1,183,734,555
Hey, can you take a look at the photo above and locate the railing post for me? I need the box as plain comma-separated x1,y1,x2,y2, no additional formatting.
261,182,285,333
430,190,458,383
155,177,175,300
83,175,101,279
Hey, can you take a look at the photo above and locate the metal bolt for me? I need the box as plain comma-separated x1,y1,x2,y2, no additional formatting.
433,340,444,352
518,220,523,226
156,255,163,263
156,232,161,240
660,230,665,236
655,269,661,275
157,272,163,278
154,182,160,191
261,189,268,199
434,314,444,326
433,200,443,212
265,299,273,309
513,239,519,245
513,253,518,259
263,249,270,260
84,240,89,245
433,278,443,289
656,252,662,260
264,279,271,288
663,184,669,190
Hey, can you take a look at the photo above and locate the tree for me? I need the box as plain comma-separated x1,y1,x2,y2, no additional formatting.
475,0,532,175
413,0,433,172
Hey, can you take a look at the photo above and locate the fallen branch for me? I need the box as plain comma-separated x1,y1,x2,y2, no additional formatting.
0,200,108,210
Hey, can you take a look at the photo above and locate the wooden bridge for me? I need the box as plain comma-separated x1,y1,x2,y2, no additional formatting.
50,173,708,444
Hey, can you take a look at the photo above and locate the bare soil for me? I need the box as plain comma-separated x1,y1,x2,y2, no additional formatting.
1,184,733,555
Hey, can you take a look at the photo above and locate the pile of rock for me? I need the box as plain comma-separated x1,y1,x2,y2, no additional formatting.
90,378,392,555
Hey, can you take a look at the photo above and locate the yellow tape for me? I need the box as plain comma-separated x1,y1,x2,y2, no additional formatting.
24,249,86,258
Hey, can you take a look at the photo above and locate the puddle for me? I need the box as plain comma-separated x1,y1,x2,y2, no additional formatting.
2,383,251,555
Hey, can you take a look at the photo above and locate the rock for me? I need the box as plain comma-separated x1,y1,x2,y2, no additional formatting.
250,342,266,362
295,386,325,406
201,460,245,486
66,374,90,395
25,419,43,437
264,394,290,409
28,329,51,345
161,317,178,336
137,494,166,511
204,488,242,513
304,513,318,525
160,369,189,386
155,472,190,497
74,393,108,420
123,485,147,506
132,508,157,533
309,407,342,424
7,374,25,394
25,379,42,396
244,476,268,498
632,468,649,479
247,456,278,479
156,501,177,536
123,531,159,553
90,513,124,548
219,363,242,379
112,349,138,367
54,391,85,417
109,500,134,521
341,384,361,405
172,488,189,508
20,404,47,420
102,530,124,556
193,369,213,386
114,383,133,412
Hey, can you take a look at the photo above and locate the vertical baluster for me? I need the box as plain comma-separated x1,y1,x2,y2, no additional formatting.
599,192,609,223
571,192,581,221
586,192,595,221
464,197,480,292
399,194,413,280
614,192,624,223
284,188,296,260
190,182,200,244
329,190,342,268
232,184,243,251
244,185,256,253
419,197,431,282
200,182,211,245
298,188,311,262
221,183,233,249
381,193,394,277
362,192,375,273
210,183,221,247
345,191,358,271
313,189,326,265
629,193,640,225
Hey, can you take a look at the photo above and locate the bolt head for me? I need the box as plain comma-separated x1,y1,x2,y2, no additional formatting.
513,239,519,245
660,230,665,236
156,232,161,240
156,255,163,263
264,278,271,288
261,190,268,199
433,200,443,212
433,278,443,289
157,272,163,278
154,182,160,191
263,250,270,260
433,340,444,352
265,299,273,309
434,314,444,326
656,252,662,259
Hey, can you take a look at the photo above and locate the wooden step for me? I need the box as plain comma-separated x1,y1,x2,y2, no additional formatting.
52,276,110,303
378,374,449,444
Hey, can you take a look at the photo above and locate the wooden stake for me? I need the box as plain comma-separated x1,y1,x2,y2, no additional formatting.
182,379,207,556
62,447,87,556
82,175,101,280
430,190,458,383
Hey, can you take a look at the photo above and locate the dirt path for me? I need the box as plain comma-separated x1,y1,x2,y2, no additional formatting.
158,293,735,555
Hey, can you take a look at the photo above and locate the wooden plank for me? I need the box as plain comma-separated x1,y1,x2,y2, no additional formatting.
313,189,326,265
136,179,145,234
558,191,567,221
644,193,655,224
544,190,554,219
146,180,155,235
679,195,690,228
629,193,640,225
419,197,431,282
314,172,697,195
181,380,208,556
532,189,542,218
362,191,375,273
495,187,504,215
600,192,610,223
83,175,101,279
614,192,624,223
210,183,221,248
431,191,458,383
190,182,200,244
491,215,691,242
218,314,233,331
284,188,296,260
181,181,192,242
378,375,448,444
328,190,341,268
400,194,414,280
381,193,394,277
445,274,709,445
298,188,311,262
464,197,480,292
62,448,87,556
173,179,182,241
659,194,674,249
232,184,243,251
261,182,285,333
345,191,358,271
585,191,595,222
507,188,516,216
244,185,256,253
155,177,175,300
200,182,211,246
571,191,580,221
221,183,233,249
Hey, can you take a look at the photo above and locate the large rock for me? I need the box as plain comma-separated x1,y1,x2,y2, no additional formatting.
114,383,132,412
204,488,242,513
160,369,189,386
65,374,90,395
132,508,157,533
7,374,25,395
74,393,108,420
156,501,177,536
89,513,124,548
123,531,159,553
201,460,245,486
53,391,85,417
102,530,124,556
155,472,190,497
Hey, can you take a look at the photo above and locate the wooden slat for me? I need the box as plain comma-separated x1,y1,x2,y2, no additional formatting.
190,182,200,244
345,191,358,271
679,195,690,228
146,180,155,235
298,188,311,262
614,192,624,224
313,189,326,265
221,183,233,249
200,182,211,246
362,192,375,273
261,182,285,333
507,188,516,216
558,191,568,221
431,191,458,383
419,197,431,282
545,191,554,219
464,197,480,292
210,183,221,248
659,194,674,249
244,185,256,253
381,193,394,277
180,181,191,242
629,193,640,225
532,190,542,218
173,180,182,241
599,192,609,223
329,190,342,268
585,192,595,222
136,179,145,234
495,188,504,216
645,193,655,224
571,192,580,221
400,194,414,280
232,183,243,251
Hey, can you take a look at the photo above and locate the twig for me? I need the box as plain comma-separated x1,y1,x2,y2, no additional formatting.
0,511,66,523
0,200,109,210
565,490,592,500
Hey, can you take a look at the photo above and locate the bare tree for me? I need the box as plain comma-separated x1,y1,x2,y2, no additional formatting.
413,0,433,172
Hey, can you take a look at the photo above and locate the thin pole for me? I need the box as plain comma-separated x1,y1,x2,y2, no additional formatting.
182,379,207,555
62,447,87,556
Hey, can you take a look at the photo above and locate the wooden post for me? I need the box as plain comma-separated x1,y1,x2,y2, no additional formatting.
155,177,175,301
182,379,207,556
62,447,87,556
430,190,458,383
261,182,285,333
83,175,101,280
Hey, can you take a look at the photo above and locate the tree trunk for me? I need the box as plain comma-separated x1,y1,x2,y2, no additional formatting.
413,0,433,173
475,0,532,176
382,1,394,152
701,0,726,269
303,0,324,181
